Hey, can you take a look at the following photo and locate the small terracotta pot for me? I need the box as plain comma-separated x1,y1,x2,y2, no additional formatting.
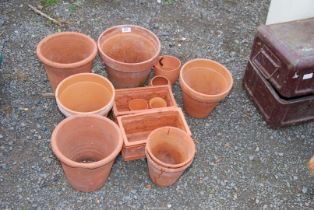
51,114,123,192
154,55,181,85
308,156,314,176
55,73,115,117
179,59,233,118
145,149,193,187
146,126,195,169
149,75,170,86
149,97,167,108
37,32,97,91
128,99,148,111
98,25,161,88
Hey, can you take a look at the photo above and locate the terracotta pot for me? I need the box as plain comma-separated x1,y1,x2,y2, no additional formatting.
146,127,195,169
55,73,115,117
128,98,148,111
113,85,177,119
145,149,193,187
149,75,170,86
308,156,314,176
117,107,191,161
179,59,233,118
98,25,161,88
154,55,181,85
149,97,167,108
51,114,123,192
37,32,97,91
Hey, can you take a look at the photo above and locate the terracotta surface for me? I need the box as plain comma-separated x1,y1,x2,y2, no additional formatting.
179,59,233,118
36,32,97,91
128,98,149,111
149,97,167,108
51,114,123,192
122,143,146,161
117,107,191,161
98,25,161,88
149,75,170,86
145,150,193,187
113,85,177,119
55,73,115,117
308,156,314,176
146,126,195,168
154,55,181,85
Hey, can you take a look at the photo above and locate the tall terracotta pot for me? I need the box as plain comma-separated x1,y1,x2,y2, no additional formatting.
51,114,123,192
36,32,97,91
55,73,115,117
179,59,233,118
97,25,161,88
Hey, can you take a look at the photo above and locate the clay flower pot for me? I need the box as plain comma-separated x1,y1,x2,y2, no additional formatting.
128,98,148,111
51,114,123,192
37,32,97,91
149,97,167,108
55,73,115,117
145,149,193,187
98,25,161,88
154,55,181,85
179,59,233,118
308,156,314,176
146,126,195,168
149,75,170,86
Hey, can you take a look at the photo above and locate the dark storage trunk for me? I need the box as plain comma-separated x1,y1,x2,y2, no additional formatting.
243,61,314,128
250,18,314,98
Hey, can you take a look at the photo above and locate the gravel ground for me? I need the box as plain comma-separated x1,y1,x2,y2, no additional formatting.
1,0,313,209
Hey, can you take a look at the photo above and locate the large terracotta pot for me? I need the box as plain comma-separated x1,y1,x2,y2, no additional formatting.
98,25,161,88
51,114,123,192
37,32,97,91
55,73,115,117
179,59,233,118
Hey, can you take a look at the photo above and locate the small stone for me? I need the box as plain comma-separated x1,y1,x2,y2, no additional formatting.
0,134,3,138
249,155,254,161
157,0,161,3
167,204,171,208
17,187,22,193
302,186,308,194
255,198,260,204
255,146,260,152
278,153,284,157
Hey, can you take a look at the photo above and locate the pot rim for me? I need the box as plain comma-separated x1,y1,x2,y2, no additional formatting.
146,126,196,169
97,25,161,71
179,58,233,100
55,72,115,116
36,32,98,69
150,75,171,86
154,55,181,72
51,114,123,169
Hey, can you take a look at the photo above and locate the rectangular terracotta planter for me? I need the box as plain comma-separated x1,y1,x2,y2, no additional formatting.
113,85,177,120
117,107,191,161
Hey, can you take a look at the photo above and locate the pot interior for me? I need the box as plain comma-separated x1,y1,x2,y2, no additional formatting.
151,76,169,85
183,67,229,95
128,98,148,110
100,31,158,64
40,34,95,64
59,81,111,112
148,127,193,165
55,116,119,163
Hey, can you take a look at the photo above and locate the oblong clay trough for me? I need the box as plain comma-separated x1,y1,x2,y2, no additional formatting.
37,32,97,91
98,25,161,88
145,149,193,187
150,75,170,86
154,55,181,85
146,126,195,169
117,107,191,161
179,58,233,118
51,114,123,192
55,73,115,117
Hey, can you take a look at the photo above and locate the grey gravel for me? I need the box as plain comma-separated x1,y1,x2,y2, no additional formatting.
1,0,314,209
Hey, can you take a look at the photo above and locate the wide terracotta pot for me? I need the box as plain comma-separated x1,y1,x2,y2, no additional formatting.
98,25,161,88
51,114,123,192
146,127,195,169
55,73,115,117
36,32,97,91
154,55,181,85
145,149,193,187
179,59,233,118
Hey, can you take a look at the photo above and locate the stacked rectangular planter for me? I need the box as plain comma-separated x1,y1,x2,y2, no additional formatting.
113,85,191,160
243,18,314,128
